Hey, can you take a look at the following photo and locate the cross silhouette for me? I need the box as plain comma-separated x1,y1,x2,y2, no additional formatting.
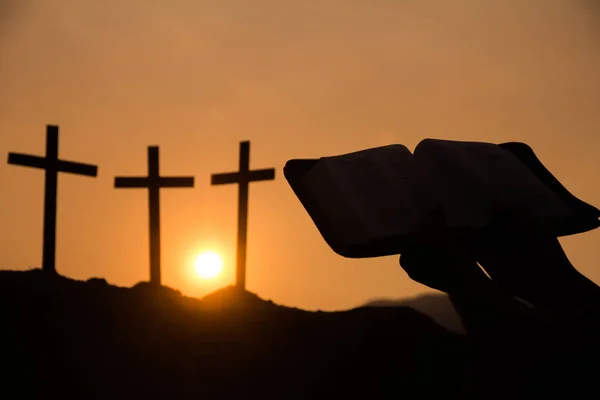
114,146,194,286
211,141,275,290
7,125,98,274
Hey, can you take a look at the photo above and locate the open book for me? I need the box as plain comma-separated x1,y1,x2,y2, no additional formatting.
284,139,600,258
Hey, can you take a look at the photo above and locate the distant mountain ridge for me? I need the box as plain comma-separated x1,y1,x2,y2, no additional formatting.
0,269,473,399
364,293,465,334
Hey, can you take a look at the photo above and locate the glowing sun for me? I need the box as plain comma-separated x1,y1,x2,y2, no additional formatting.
194,251,224,280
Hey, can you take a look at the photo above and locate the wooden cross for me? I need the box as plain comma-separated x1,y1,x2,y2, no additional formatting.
211,141,275,290
7,125,98,274
114,146,194,286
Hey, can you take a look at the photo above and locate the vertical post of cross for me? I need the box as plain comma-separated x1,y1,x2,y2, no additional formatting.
237,142,250,289
43,126,59,274
148,147,161,285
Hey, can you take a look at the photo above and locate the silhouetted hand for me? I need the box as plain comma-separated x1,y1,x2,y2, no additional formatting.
473,226,572,287
400,218,584,399
399,243,491,295
399,208,490,295
472,225,600,322
466,225,600,398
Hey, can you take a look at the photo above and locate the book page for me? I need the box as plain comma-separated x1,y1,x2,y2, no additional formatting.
303,145,427,244
414,139,572,231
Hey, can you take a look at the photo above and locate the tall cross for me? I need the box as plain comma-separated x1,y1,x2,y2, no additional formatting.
114,146,194,286
211,141,275,290
7,125,98,274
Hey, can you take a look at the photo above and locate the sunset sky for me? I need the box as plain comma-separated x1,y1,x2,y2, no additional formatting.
1,0,599,311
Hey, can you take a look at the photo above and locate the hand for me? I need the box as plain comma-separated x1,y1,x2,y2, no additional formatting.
470,225,600,323
399,208,491,294
400,243,490,295
472,225,577,296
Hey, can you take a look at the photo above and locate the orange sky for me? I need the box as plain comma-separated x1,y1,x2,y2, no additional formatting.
1,0,599,310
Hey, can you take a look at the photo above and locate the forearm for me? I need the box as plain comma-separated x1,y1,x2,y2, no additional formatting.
448,280,562,397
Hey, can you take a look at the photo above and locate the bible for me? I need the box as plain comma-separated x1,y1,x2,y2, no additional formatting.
284,139,600,258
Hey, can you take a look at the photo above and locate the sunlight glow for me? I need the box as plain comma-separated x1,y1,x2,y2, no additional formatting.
194,251,224,280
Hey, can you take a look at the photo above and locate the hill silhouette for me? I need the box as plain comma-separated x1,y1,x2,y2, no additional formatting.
364,293,465,333
1,270,474,399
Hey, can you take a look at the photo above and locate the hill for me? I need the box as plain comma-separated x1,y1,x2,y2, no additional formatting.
364,293,465,334
0,269,474,399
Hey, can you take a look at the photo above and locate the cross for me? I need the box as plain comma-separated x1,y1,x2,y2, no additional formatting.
211,141,275,290
7,125,98,274
114,146,194,286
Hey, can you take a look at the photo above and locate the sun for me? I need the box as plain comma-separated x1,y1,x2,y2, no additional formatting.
194,251,224,280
